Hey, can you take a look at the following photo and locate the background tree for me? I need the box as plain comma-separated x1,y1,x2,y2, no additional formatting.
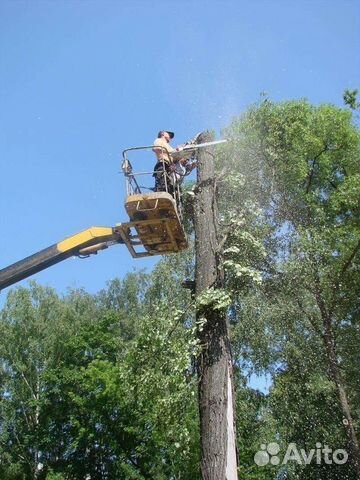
219,99,360,478
0,255,201,479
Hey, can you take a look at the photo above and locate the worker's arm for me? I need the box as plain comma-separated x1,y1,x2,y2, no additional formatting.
0,226,124,291
152,138,175,162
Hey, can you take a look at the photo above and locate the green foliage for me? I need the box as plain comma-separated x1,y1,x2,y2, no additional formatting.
343,89,360,111
236,376,278,480
196,287,232,311
0,258,199,479
219,98,360,479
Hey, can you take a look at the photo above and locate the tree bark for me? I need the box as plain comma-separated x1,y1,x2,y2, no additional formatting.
194,131,238,480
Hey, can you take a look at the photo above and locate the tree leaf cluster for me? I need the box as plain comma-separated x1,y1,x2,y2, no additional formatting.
0,257,199,480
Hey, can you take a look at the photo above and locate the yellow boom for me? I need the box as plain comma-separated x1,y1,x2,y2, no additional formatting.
0,191,187,291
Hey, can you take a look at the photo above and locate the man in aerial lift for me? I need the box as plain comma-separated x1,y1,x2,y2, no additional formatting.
152,130,196,193
0,135,226,291
152,130,177,192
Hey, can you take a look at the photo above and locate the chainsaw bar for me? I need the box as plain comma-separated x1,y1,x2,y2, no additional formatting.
170,139,227,161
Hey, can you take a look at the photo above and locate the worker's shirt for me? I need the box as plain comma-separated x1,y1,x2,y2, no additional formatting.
153,137,175,163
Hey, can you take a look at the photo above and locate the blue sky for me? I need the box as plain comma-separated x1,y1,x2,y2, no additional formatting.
1,0,359,300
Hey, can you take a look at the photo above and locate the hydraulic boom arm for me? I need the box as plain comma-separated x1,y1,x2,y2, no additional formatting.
1,135,226,291
0,226,124,291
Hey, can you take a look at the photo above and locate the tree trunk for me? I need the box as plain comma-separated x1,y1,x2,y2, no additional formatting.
193,131,238,480
315,286,360,477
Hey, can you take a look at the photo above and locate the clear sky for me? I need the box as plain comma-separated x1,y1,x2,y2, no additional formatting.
1,0,359,300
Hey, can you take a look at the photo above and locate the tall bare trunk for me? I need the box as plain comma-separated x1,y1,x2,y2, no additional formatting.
194,131,238,480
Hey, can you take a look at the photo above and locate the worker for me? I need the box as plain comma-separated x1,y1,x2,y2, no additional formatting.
152,130,179,193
